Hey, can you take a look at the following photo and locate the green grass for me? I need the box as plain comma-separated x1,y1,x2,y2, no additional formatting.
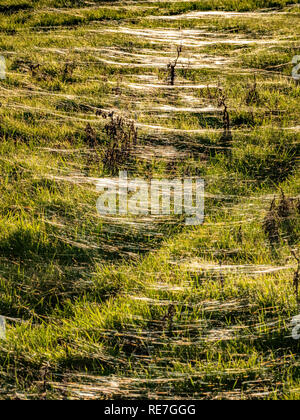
0,0,299,400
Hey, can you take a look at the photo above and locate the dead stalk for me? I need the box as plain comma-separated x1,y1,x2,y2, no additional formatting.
291,249,300,303
218,92,232,148
96,110,138,172
167,46,182,86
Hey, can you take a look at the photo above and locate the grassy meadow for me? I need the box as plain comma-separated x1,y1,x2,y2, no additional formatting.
0,0,299,399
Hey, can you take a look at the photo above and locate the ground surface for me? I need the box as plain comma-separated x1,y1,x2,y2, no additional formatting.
0,0,299,399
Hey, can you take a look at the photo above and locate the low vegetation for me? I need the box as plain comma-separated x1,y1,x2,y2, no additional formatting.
0,0,299,400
